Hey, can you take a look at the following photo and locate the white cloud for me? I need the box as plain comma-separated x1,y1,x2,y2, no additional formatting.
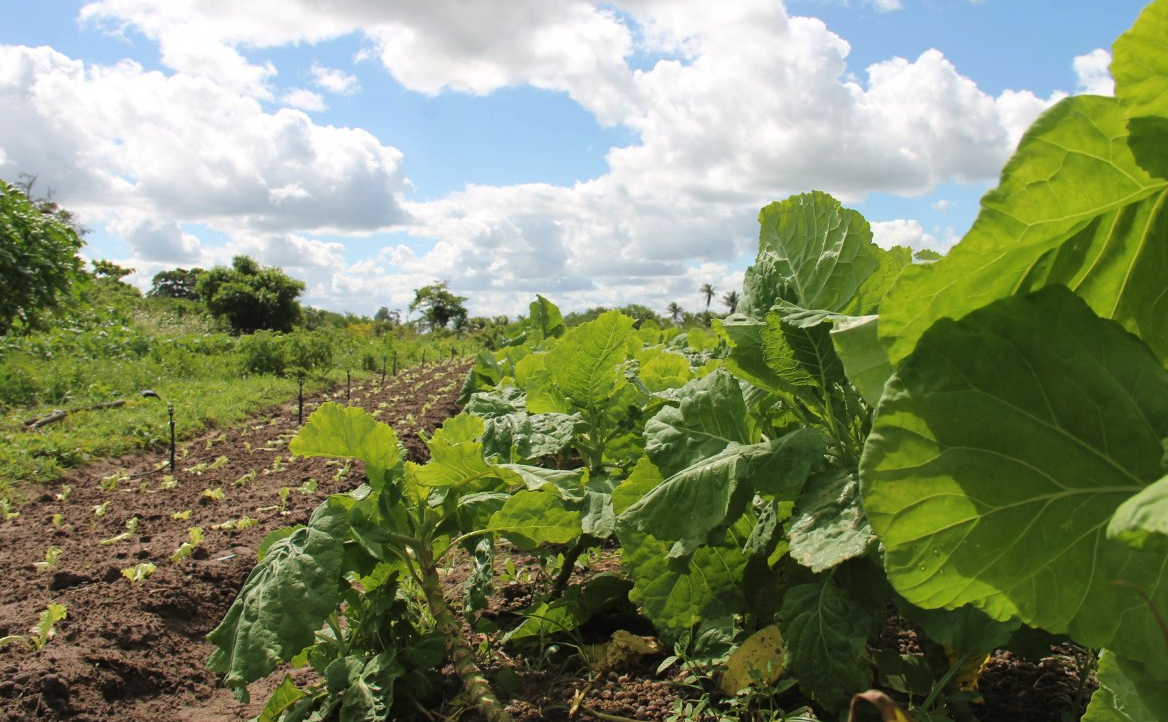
311,64,360,95
282,88,326,111
4,1,1072,317
0,45,410,236
869,0,904,12
870,219,955,252
1073,48,1114,96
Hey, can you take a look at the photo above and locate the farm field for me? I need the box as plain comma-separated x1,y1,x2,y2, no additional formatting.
0,360,468,721
0,356,1095,722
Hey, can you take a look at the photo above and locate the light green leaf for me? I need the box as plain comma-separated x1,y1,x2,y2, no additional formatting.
1083,650,1168,722
503,573,632,642
638,347,694,393
1112,0,1168,119
545,310,635,410
861,286,1168,675
291,402,402,484
612,456,663,516
255,675,308,722
1108,475,1168,552
879,93,1168,366
830,315,891,406
618,443,753,557
644,369,755,478
207,500,350,702
620,528,748,631
764,312,844,390
717,315,794,396
742,191,886,317
777,576,879,713
488,490,582,547
786,470,874,573
529,294,566,340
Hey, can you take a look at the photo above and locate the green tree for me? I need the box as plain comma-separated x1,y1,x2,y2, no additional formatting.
721,290,740,314
666,302,683,326
148,267,204,300
0,180,86,335
409,281,468,331
196,255,305,334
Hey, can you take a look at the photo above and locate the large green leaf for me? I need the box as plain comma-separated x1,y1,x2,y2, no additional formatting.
528,294,566,341
1113,0,1168,119
487,490,582,547
786,470,874,573
861,286,1168,675
620,527,748,631
291,402,402,486
1083,650,1168,722
1108,475,1168,553
207,500,350,701
644,369,755,477
879,91,1168,366
545,310,635,410
830,315,891,406
777,576,879,712
741,191,890,317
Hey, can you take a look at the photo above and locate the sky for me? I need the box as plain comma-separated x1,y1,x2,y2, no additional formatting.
0,0,1151,320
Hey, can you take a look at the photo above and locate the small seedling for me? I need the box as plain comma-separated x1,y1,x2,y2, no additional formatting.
33,546,63,572
100,470,129,491
0,499,21,521
99,516,139,546
170,527,204,562
0,603,68,652
55,485,72,502
234,470,257,487
51,513,64,528
121,562,157,583
92,501,109,518
202,487,226,502
299,478,318,494
160,475,179,490
172,509,192,520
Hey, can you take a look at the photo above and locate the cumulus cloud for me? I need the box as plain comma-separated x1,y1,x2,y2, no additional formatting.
870,219,954,252
1073,49,1114,96
2,0,1071,316
282,88,327,111
311,64,360,95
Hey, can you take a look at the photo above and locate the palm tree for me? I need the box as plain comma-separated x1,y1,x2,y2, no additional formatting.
666,302,684,326
721,290,740,314
699,284,716,312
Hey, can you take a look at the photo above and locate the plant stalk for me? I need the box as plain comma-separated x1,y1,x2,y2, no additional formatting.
417,561,514,722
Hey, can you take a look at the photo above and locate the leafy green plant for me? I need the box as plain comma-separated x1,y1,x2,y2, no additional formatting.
207,403,593,722
122,562,157,583
33,546,63,571
171,527,204,562
100,516,139,546
0,603,68,652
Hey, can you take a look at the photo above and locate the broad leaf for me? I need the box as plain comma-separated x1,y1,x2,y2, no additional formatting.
786,470,874,573
830,315,891,406
879,92,1168,366
1108,475,1168,553
861,286,1168,675
620,527,749,631
488,490,582,548
529,294,566,341
1083,650,1168,722
207,500,350,701
644,369,755,477
291,402,402,487
742,191,889,317
545,310,635,410
778,576,879,712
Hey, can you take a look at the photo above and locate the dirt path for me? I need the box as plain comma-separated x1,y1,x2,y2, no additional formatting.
0,360,468,722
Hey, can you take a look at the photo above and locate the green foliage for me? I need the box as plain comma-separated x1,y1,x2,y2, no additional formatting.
148,267,204,300
0,180,86,335
238,330,336,376
197,255,306,334
409,281,469,331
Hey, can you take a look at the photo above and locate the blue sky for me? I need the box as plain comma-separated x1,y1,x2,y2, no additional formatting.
0,0,1151,318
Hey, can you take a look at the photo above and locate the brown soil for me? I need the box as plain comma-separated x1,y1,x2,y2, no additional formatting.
0,358,1096,722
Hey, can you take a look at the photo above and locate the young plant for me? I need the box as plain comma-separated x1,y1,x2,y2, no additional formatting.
170,527,204,562
208,403,587,722
33,546,63,571
99,516,139,546
0,603,67,652
121,562,157,583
